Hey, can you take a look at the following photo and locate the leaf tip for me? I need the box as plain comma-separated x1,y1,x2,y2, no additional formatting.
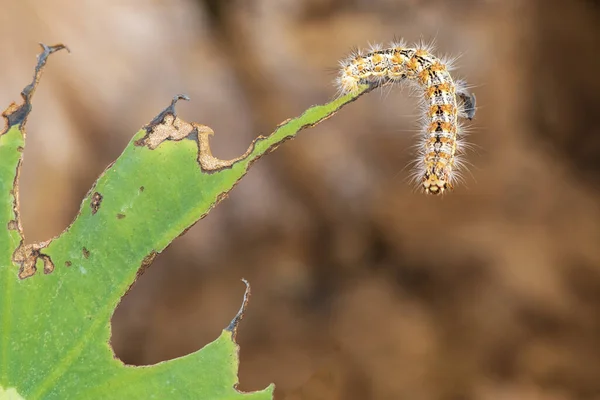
144,94,190,133
1,42,68,129
134,94,194,148
226,278,251,339
38,42,70,55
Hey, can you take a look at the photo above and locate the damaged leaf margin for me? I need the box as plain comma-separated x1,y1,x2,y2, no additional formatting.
7,51,371,281
0,43,371,399
0,44,69,279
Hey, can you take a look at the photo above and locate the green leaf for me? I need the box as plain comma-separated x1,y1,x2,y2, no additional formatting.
0,45,369,399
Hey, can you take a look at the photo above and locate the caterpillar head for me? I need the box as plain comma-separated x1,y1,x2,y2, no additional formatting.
422,170,452,195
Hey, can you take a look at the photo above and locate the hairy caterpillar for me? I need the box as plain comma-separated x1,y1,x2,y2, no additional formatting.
336,40,476,195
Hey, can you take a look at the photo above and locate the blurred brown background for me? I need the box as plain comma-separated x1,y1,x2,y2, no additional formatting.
2,0,600,399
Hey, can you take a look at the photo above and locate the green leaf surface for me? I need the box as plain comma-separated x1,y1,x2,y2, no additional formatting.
0,45,369,399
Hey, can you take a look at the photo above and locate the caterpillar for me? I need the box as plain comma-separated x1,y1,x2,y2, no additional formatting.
336,40,476,195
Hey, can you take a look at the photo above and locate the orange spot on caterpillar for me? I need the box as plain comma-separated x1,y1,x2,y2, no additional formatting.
429,62,447,72
428,104,457,117
426,82,455,97
336,40,476,195
371,54,384,63
428,121,456,133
